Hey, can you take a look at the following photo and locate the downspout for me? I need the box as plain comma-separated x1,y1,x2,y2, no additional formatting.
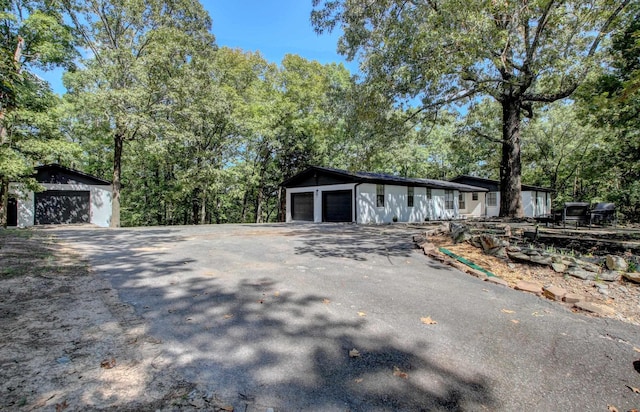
354,182,362,223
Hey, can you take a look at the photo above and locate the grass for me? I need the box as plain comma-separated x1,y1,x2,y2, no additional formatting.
0,229,87,279
0,228,35,239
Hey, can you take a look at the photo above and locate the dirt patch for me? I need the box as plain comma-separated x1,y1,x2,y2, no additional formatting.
0,230,226,411
424,232,640,326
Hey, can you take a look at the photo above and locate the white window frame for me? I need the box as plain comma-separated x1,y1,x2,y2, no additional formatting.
487,192,497,207
445,190,454,210
376,184,385,208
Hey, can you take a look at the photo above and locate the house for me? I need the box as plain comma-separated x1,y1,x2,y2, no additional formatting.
281,166,488,223
449,175,553,218
8,164,112,228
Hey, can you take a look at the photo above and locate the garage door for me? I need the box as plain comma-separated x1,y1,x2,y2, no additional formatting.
35,190,90,225
322,190,352,222
291,192,314,221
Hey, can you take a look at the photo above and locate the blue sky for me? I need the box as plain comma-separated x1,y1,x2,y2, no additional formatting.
206,1,351,67
40,0,354,94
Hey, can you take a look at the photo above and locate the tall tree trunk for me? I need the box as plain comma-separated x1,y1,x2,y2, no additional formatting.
255,187,264,223
241,190,249,223
200,190,206,225
191,188,200,224
0,178,9,228
111,127,124,228
499,99,524,218
0,118,7,228
277,186,286,222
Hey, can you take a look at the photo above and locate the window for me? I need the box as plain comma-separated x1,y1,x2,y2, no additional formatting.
445,190,454,210
407,186,414,207
487,192,497,207
376,184,385,207
472,192,478,201
426,188,432,200
459,192,466,210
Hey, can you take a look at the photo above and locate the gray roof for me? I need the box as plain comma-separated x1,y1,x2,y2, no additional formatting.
450,175,554,193
281,166,488,192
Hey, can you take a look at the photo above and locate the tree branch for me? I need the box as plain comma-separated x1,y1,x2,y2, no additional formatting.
526,0,556,64
525,0,631,103
61,0,104,66
471,126,503,144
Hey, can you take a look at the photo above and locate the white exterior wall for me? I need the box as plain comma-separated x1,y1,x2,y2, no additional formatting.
285,183,462,224
482,190,552,218
459,192,483,217
486,191,500,217
356,184,458,224
285,183,357,223
522,191,534,217
535,191,551,217
10,183,113,228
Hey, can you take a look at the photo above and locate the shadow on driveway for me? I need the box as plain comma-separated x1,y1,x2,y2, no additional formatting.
51,225,495,411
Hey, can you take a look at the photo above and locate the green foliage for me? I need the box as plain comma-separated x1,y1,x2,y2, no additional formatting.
576,2,640,221
519,102,606,207
312,0,632,217
61,0,216,226
0,0,77,227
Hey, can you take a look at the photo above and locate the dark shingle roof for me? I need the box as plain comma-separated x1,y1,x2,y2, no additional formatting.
281,166,488,192
35,164,111,185
450,175,554,192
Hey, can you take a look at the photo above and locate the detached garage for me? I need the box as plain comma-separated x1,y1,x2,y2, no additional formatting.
281,166,487,224
9,164,112,228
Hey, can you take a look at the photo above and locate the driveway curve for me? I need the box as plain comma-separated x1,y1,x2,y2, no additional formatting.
54,223,640,411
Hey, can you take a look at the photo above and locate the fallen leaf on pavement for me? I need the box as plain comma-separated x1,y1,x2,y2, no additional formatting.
219,406,234,411
358,311,366,317
55,400,69,412
421,316,437,325
100,358,116,369
274,291,280,297
501,309,515,314
323,298,331,304
223,314,233,319
511,319,520,324
626,385,640,394
354,378,363,383
607,405,618,412
349,349,361,358
393,366,409,379
634,347,640,353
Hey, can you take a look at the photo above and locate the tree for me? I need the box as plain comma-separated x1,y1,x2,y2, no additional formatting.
62,0,215,227
520,102,604,205
577,2,640,220
312,0,631,217
0,0,76,227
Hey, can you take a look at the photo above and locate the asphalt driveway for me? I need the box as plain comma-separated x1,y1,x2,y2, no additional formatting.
54,223,640,411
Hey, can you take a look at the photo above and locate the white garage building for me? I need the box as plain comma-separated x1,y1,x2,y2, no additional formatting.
8,164,112,228
281,166,487,224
